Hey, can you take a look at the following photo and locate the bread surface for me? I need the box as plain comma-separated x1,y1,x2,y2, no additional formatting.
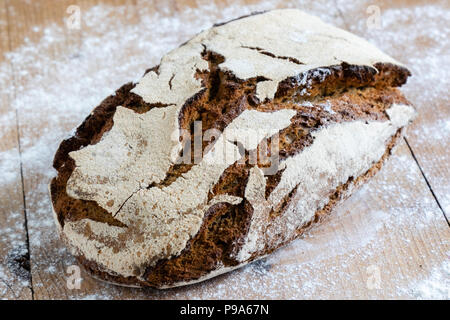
50,9,416,288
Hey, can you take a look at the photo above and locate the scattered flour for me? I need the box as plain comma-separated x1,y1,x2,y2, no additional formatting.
0,0,448,299
404,260,450,299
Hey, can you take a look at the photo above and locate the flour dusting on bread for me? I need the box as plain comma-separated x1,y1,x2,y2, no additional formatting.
238,103,415,261
64,109,296,276
50,9,415,288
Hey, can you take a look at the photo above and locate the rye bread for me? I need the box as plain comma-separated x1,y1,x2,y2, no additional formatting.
50,9,415,288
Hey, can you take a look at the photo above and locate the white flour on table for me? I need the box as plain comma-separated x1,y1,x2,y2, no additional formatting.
0,0,448,299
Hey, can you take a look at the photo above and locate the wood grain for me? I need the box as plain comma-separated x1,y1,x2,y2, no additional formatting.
0,1,32,300
0,0,448,299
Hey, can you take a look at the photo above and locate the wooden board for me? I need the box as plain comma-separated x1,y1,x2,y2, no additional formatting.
0,1,33,300
0,0,448,299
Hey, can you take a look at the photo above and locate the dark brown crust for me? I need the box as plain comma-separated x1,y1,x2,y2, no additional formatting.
50,14,413,288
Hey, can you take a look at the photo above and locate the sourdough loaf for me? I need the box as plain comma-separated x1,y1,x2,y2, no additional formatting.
50,9,416,288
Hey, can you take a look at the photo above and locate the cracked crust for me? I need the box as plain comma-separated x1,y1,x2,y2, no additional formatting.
50,9,415,288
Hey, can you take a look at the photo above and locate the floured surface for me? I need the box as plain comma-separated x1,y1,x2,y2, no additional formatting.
0,3,33,300
0,0,448,299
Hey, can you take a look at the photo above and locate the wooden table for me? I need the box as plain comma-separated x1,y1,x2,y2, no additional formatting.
0,0,448,299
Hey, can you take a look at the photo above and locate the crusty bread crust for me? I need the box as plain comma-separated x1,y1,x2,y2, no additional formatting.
50,10,415,288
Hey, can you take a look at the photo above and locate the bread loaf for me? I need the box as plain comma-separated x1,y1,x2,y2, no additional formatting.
50,9,416,288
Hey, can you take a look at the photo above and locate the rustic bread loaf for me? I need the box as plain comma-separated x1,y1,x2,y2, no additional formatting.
50,9,416,288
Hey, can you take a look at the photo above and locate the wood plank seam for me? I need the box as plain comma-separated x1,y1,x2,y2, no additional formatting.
4,0,35,300
404,137,450,226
